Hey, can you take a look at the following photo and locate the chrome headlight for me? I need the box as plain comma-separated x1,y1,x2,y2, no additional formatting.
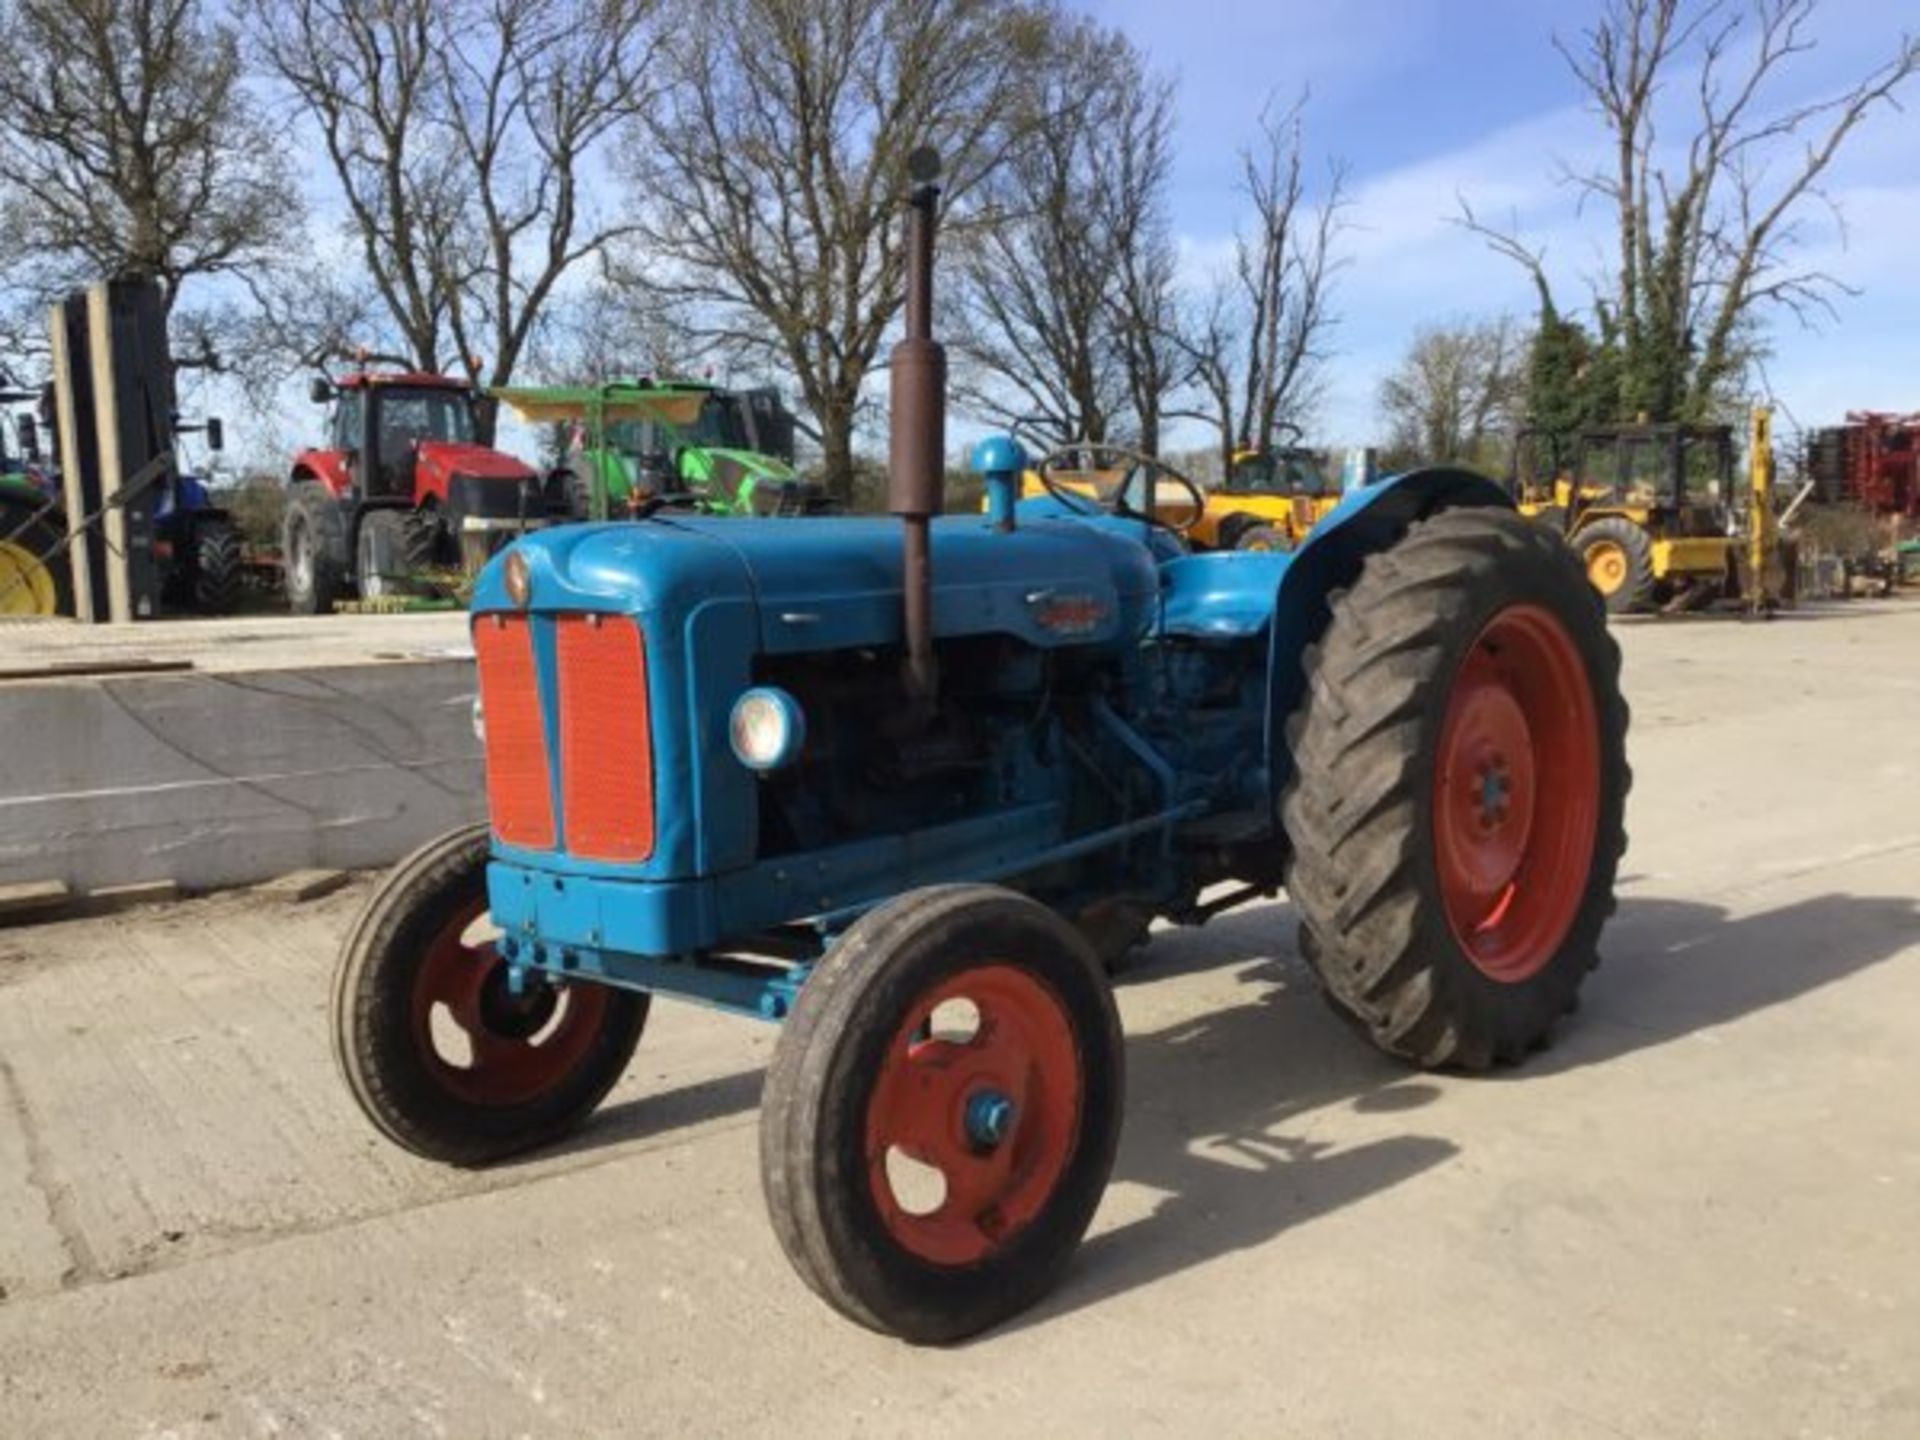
729,687,806,772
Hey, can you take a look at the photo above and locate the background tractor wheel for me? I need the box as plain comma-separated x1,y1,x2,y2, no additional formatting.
1573,516,1654,613
1281,506,1629,1070
759,885,1123,1344
356,509,413,600
283,481,347,615
0,494,71,617
332,824,648,1166
187,515,243,615
1214,512,1255,549
401,506,443,573
1234,523,1293,553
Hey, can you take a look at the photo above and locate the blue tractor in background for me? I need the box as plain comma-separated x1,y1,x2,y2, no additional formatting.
334,151,1630,1344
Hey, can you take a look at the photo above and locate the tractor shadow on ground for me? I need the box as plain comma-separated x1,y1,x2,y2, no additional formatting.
554,1064,766,1161
1023,885,1918,1328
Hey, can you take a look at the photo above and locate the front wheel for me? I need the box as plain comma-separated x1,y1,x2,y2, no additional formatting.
283,482,347,615
1282,506,1629,1069
331,825,647,1165
759,885,1123,1344
1573,515,1654,614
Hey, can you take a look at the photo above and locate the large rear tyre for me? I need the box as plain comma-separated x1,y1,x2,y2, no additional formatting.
1573,515,1654,614
332,825,648,1166
760,885,1123,1344
283,481,347,615
1281,506,1629,1069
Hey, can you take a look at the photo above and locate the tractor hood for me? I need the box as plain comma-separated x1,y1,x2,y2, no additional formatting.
417,440,536,481
473,514,1160,653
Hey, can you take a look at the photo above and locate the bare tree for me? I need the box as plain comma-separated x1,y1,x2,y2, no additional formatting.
615,0,1041,499
1176,99,1347,473
1107,73,1184,456
952,15,1177,450
1464,0,1919,424
250,0,660,433
0,0,295,333
1378,316,1529,468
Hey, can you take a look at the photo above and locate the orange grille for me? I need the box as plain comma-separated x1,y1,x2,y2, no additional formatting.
556,615,655,862
473,615,556,849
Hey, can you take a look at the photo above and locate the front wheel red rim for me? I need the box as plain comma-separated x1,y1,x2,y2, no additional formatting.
1433,604,1601,983
864,964,1082,1266
408,900,610,1105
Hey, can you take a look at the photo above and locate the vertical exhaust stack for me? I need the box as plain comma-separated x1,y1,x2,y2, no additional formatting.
890,147,947,713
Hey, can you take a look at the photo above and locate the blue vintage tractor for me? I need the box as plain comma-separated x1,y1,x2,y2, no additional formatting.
334,152,1629,1344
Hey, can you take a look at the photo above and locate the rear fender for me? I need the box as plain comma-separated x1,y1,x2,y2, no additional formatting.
1264,465,1511,801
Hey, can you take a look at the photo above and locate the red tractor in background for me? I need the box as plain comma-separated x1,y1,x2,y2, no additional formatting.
283,371,544,613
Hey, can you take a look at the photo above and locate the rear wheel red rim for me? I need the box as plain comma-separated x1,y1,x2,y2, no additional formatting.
1433,604,1601,983
864,964,1082,1266
409,900,609,1105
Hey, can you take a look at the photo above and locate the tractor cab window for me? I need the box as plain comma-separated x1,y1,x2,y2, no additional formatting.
1619,438,1666,505
1576,436,1621,500
742,389,796,462
332,390,365,454
606,418,673,472
686,393,752,452
1224,453,1277,492
1680,433,1730,503
378,388,477,447
1222,450,1326,496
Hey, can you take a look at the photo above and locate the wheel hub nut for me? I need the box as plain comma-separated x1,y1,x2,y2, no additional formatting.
965,1089,1016,1148
1477,763,1511,824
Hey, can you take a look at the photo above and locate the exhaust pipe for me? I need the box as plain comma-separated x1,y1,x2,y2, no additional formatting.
889,147,946,713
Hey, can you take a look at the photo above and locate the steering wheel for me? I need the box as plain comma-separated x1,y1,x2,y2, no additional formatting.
1032,442,1208,536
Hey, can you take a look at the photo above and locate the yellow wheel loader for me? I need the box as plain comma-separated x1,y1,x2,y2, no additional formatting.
1512,423,1736,613
1184,442,1342,552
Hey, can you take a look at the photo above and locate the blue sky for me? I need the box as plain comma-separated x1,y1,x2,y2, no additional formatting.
1083,0,1920,444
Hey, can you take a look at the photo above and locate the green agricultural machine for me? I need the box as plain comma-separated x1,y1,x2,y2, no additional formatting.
494,378,827,522
0,384,68,617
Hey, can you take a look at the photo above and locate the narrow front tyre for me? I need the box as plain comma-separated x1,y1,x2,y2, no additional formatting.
759,885,1123,1344
331,825,647,1165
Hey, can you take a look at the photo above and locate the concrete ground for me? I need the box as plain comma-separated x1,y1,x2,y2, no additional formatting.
0,611,469,677
1,602,1916,1438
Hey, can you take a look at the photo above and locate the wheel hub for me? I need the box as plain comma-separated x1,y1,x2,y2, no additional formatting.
1433,605,1602,983
408,899,610,1106
864,965,1080,1266
1440,677,1537,897
964,1088,1016,1149
1586,541,1627,594
477,965,560,1039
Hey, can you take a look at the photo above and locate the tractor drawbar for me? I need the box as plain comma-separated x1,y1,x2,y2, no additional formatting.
888,147,947,716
